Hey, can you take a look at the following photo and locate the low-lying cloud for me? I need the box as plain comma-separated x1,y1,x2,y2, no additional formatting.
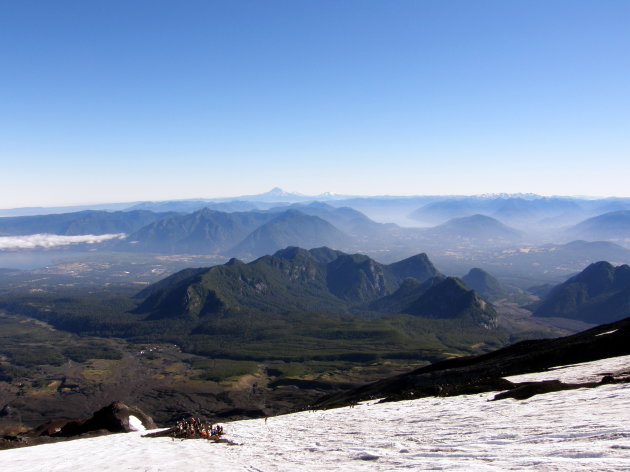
0,233,126,250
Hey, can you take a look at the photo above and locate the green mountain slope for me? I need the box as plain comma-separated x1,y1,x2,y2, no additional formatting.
404,277,498,328
369,276,445,314
325,253,398,303
534,261,630,323
136,247,442,318
135,247,495,328
136,247,343,318
387,253,441,281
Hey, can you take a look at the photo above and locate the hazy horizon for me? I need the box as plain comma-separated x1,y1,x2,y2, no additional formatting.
2,1,629,208
3,187,630,212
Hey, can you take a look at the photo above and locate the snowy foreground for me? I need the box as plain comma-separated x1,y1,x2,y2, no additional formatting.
2,356,629,471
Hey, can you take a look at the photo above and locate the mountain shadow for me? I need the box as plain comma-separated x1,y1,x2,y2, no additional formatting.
462,268,507,301
369,276,445,314
403,277,497,328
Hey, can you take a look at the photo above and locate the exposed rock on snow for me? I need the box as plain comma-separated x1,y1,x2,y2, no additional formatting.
0,401,156,449
26,401,156,437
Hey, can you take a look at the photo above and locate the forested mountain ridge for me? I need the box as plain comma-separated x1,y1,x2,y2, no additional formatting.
135,247,495,329
534,261,630,324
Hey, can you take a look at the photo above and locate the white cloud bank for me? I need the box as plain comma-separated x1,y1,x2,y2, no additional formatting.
0,233,126,250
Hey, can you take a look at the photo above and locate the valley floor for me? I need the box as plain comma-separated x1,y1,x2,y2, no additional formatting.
1,355,629,471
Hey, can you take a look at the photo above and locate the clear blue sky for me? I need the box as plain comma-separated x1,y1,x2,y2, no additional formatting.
1,0,629,207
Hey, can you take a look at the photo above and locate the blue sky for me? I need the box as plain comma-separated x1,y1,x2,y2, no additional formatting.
1,0,629,207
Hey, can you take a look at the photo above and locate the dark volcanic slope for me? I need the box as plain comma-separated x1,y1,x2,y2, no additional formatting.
313,316,630,409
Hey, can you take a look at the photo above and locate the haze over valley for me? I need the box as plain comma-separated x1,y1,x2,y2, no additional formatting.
2,190,630,283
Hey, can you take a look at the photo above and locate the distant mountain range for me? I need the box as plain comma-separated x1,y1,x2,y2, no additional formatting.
0,188,344,217
409,196,586,227
534,261,630,324
567,210,630,244
119,209,273,254
128,200,266,214
123,188,351,213
230,210,352,258
135,247,496,328
0,210,176,236
408,196,630,227
421,214,523,245
526,240,630,271
0,203,410,258
270,202,397,236
431,240,630,284
3,196,630,275
4,190,630,227
116,205,378,257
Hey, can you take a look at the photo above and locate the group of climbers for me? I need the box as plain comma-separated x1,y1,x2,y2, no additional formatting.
173,417,224,439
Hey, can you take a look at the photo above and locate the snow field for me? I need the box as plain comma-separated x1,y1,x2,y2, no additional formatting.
1,356,628,471
506,354,630,384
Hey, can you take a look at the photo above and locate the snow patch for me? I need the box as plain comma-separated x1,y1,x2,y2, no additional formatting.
506,354,630,384
596,329,619,336
128,415,145,432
